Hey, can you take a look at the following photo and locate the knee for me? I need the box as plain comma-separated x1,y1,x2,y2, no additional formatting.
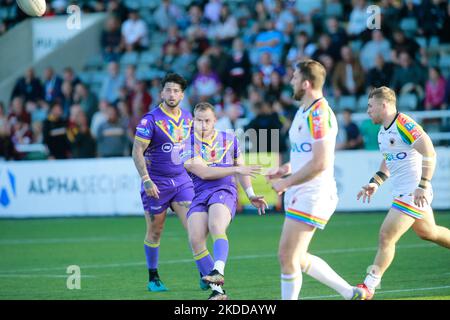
278,250,299,274
189,233,206,252
416,229,436,242
146,226,163,242
208,222,224,236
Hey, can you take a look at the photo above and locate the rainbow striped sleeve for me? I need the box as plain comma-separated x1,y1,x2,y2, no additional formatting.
307,102,332,140
391,199,425,219
396,113,424,145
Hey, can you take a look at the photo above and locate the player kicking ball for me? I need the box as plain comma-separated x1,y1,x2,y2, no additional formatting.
356,86,450,299
132,73,200,292
181,102,267,300
267,60,366,300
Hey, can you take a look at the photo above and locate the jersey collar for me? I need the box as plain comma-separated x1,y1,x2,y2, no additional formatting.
302,97,323,114
160,103,182,122
383,112,399,131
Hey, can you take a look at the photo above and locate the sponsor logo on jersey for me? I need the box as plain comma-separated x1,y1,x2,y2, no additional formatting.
291,142,312,153
383,152,407,161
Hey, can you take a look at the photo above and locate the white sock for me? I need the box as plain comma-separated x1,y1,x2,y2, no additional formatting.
214,261,225,275
303,255,354,300
281,272,302,300
210,283,224,293
364,273,381,293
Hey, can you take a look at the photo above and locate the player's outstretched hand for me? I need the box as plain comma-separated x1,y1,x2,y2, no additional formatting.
236,165,262,178
265,166,288,180
144,179,160,199
357,183,378,203
250,195,268,215
413,187,429,208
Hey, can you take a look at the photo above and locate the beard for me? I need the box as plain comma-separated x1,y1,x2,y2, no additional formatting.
293,87,305,101
164,98,180,108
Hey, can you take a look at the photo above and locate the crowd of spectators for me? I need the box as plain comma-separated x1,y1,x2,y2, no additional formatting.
2,0,450,160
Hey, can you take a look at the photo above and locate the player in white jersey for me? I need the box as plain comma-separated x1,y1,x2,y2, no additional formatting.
356,86,450,299
266,60,365,300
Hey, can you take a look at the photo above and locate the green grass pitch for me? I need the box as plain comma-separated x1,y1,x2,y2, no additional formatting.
0,212,449,300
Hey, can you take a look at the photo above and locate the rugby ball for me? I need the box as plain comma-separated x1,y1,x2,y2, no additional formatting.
16,0,46,17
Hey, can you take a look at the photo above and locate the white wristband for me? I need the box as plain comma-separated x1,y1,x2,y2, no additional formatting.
245,187,256,198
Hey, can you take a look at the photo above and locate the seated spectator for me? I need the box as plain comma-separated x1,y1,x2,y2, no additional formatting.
360,30,391,71
286,31,316,64
257,52,285,87
11,68,43,102
96,105,128,157
192,56,222,102
124,65,137,92
439,1,450,43
60,81,73,118
417,0,447,40
157,42,178,72
224,38,252,98
325,16,348,60
273,0,296,33
266,71,284,102
204,0,222,24
100,62,125,104
312,33,337,62
208,4,239,48
73,83,98,125
90,100,110,139
244,101,287,154
366,54,394,90
425,67,447,111
129,80,151,115
162,25,183,55
360,118,380,150
336,108,364,150
0,102,14,160
42,67,63,104
42,102,70,159
63,67,81,88
391,29,420,63
185,4,210,55
67,109,96,158
254,19,284,65
347,0,369,39
153,0,183,32
332,46,366,98
101,15,123,62
204,41,230,83
390,51,426,95
172,40,198,83
121,10,149,52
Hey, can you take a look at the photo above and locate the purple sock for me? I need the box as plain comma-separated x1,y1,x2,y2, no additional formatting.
193,249,214,276
213,237,229,264
144,241,159,269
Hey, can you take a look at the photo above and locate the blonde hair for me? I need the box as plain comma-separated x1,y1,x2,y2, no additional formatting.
368,86,397,106
193,102,216,116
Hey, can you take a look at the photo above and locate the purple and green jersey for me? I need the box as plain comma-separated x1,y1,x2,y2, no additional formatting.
135,104,194,214
135,103,193,178
181,130,241,218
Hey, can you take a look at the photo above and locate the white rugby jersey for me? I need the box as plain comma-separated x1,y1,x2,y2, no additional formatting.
378,112,425,196
288,97,338,193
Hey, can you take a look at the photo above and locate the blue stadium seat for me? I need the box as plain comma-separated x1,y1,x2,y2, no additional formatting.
124,0,140,10
325,2,343,18
400,18,418,37
139,51,158,66
78,71,92,85
357,95,368,112
120,52,139,66
349,40,363,53
90,72,107,85
398,93,418,111
337,95,357,112
85,54,104,70
415,37,427,48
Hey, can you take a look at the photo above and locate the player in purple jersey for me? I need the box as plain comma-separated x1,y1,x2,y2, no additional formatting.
181,102,268,300
132,73,196,292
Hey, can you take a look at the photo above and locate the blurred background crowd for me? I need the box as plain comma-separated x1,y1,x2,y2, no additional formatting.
1,0,450,161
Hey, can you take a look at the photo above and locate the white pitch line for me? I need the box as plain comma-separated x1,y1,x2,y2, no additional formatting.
0,243,436,274
302,285,450,300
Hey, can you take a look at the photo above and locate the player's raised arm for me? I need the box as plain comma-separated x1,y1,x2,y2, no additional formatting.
183,156,261,180
412,133,436,207
132,137,160,199
234,154,267,215
357,160,390,203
